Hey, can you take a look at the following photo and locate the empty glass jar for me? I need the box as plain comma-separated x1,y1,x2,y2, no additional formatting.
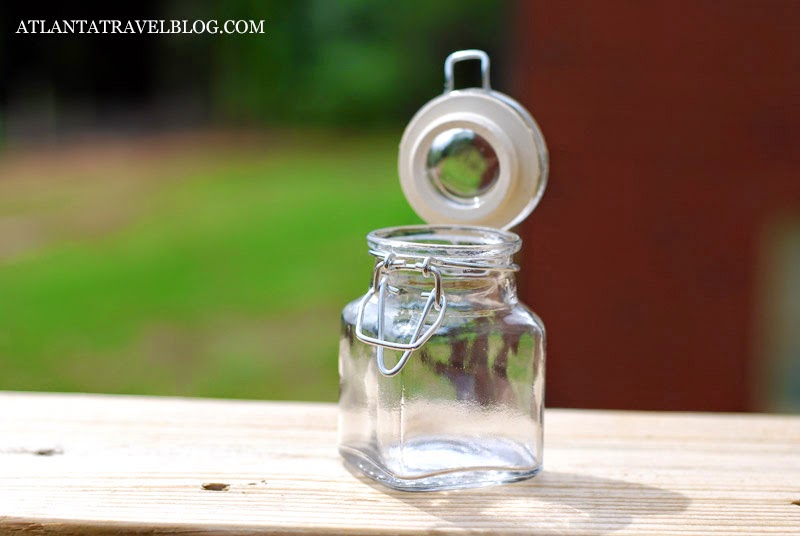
339,49,548,491
338,225,545,491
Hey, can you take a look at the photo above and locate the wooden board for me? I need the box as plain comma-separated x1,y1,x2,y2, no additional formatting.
0,391,798,534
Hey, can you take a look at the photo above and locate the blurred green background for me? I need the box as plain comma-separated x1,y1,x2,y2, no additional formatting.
0,1,509,401
3,1,799,412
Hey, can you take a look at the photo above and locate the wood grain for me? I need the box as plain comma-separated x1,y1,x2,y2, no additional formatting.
0,391,798,535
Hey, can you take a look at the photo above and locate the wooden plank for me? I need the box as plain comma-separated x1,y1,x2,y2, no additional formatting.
0,391,798,535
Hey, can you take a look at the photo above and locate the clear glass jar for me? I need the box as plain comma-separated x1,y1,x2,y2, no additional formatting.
338,225,545,491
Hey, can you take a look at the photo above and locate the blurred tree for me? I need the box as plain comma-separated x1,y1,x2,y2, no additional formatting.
0,0,508,139
209,0,508,126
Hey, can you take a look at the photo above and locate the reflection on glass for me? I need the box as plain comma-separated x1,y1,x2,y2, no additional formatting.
427,128,499,203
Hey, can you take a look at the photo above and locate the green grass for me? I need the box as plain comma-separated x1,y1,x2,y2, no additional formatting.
0,131,421,401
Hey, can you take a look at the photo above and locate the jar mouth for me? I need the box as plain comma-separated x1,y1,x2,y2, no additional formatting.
367,224,521,261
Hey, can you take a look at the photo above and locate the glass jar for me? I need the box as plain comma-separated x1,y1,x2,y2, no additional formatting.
338,225,545,491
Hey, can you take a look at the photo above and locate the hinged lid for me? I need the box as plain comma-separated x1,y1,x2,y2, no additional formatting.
398,50,548,230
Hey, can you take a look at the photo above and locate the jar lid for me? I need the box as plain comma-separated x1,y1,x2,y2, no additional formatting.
398,50,548,230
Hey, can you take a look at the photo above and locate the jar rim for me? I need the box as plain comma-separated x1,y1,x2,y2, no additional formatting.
366,224,521,261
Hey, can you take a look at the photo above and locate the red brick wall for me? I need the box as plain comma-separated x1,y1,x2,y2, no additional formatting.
513,0,800,410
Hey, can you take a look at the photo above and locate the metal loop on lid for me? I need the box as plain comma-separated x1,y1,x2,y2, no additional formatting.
444,49,491,93
401,51,547,229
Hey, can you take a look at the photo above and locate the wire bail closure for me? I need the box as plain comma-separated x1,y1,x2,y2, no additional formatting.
354,254,448,377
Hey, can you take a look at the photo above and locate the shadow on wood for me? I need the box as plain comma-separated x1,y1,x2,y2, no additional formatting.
347,464,690,533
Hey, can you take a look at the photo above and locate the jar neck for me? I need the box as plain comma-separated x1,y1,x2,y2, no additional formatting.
384,267,518,311
367,225,522,311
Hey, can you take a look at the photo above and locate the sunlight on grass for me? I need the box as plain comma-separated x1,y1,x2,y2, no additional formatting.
0,131,421,400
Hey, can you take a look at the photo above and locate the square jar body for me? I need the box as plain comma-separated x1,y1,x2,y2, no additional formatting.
338,290,545,491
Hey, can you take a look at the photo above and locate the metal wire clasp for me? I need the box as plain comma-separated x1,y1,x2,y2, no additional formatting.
354,255,448,377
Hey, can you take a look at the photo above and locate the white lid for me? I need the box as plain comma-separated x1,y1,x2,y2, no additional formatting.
398,50,548,230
